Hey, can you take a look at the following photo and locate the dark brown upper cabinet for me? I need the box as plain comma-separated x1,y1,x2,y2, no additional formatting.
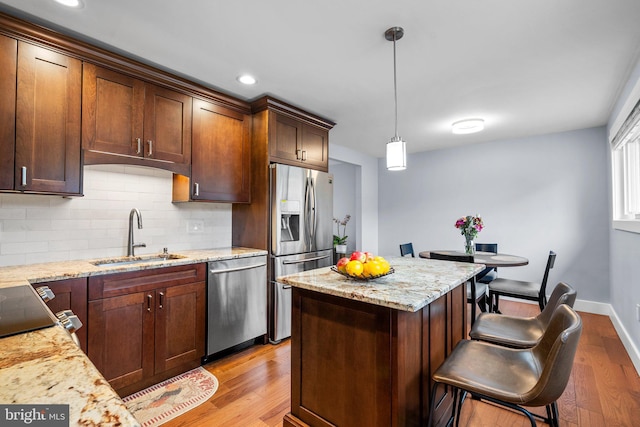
82,63,192,176
269,111,329,171
1,35,82,195
0,34,16,191
173,98,251,203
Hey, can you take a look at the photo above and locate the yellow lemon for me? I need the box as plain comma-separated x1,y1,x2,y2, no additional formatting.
367,260,384,277
345,260,364,277
362,261,373,278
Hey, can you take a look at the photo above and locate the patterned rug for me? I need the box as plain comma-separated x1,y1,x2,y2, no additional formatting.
123,367,219,427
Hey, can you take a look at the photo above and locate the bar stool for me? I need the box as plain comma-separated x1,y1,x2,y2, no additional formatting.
427,304,582,427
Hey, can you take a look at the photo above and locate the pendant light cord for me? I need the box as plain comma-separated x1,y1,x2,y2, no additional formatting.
393,30,399,139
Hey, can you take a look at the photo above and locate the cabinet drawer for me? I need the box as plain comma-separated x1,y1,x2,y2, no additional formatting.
88,263,206,300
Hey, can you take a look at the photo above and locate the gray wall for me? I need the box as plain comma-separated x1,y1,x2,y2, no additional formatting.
607,56,640,357
330,161,359,254
378,127,610,303
329,143,379,253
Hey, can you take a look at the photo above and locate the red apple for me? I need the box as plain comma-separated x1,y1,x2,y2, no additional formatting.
350,251,366,263
336,257,349,273
364,252,375,262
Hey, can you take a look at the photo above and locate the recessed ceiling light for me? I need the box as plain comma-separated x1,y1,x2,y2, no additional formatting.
54,0,84,7
452,118,485,134
237,74,257,85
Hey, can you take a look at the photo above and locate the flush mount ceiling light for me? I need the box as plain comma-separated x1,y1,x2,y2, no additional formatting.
54,0,84,7
237,74,257,85
385,26,407,171
452,118,485,134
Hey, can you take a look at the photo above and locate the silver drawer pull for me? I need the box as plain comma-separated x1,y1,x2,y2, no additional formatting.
20,166,27,186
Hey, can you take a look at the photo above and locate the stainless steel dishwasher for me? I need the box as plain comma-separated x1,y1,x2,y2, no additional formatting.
206,255,267,358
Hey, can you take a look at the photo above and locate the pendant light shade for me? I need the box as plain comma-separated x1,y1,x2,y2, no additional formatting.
385,26,407,171
387,137,406,170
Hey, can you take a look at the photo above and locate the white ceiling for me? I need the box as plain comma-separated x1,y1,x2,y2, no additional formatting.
1,0,640,158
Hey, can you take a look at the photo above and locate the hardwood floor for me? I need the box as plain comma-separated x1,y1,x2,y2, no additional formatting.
163,300,640,426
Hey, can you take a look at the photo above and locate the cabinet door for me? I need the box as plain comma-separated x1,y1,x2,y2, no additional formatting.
82,63,145,157
301,123,329,171
269,112,302,164
88,292,155,392
15,42,81,194
34,278,88,352
0,34,16,190
190,99,251,202
143,83,192,165
154,282,205,374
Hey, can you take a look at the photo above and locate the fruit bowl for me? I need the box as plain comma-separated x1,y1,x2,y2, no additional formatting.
330,266,395,282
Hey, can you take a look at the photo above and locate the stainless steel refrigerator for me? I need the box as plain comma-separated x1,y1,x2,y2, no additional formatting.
269,163,333,342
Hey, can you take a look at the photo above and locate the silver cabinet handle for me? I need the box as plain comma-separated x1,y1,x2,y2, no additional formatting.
147,294,153,312
147,140,153,157
136,138,142,154
20,166,27,186
302,150,307,161
296,148,302,160
194,182,200,197
158,291,164,309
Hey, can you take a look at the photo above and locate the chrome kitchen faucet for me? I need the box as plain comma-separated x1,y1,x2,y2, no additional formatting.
127,208,146,256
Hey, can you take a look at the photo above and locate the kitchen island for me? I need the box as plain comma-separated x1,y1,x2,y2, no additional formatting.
277,256,484,427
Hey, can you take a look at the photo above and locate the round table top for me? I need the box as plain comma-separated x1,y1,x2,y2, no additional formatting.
418,250,529,268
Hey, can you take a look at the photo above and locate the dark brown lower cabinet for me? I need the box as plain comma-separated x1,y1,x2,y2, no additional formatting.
32,277,88,352
285,283,466,427
87,264,206,396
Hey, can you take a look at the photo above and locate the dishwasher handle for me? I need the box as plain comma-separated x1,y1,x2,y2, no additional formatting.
282,254,331,265
209,262,267,275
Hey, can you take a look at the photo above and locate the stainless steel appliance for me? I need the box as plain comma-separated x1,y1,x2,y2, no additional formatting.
269,163,333,342
0,285,82,346
206,255,268,357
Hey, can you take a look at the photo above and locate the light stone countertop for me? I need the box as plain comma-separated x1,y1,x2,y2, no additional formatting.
277,256,485,312
0,246,266,426
0,247,267,288
0,326,140,426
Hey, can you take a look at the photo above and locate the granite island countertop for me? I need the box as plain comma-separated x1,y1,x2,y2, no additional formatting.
0,246,266,426
277,256,485,312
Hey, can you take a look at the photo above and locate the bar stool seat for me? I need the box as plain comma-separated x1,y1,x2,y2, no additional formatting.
469,282,576,348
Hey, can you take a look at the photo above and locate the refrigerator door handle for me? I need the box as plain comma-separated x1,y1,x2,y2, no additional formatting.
282,254,332,265
310,176,317,248
304,176,312,248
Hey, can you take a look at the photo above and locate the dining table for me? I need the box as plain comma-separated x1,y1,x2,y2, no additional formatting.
418,250,529,268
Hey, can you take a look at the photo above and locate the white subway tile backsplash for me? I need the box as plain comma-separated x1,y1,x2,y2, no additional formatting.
0,164,233,267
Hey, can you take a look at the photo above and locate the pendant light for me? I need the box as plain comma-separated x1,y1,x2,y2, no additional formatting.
385,26,407,171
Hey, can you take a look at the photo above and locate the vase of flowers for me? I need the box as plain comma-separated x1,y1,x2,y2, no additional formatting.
333,214,351,254
454,215,483,255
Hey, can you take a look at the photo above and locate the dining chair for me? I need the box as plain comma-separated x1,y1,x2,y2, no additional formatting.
427,304,582,427
474,242,498,283
399,243,415,257
489,251,556,312
429,252,486,324
469,282,576,348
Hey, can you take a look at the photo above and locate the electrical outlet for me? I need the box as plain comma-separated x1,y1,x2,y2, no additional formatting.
187,220,204,234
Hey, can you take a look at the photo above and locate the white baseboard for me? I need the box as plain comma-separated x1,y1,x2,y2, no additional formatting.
500,296,640,376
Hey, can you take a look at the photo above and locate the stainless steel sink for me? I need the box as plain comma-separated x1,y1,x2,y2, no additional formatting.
91,254,186,267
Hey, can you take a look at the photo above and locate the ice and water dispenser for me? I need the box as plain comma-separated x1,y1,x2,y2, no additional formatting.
279,199,300,242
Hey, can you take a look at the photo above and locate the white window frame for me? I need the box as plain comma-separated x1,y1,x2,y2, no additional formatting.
611,79,640,234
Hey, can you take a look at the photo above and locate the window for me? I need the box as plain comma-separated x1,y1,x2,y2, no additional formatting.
611,97,640,232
